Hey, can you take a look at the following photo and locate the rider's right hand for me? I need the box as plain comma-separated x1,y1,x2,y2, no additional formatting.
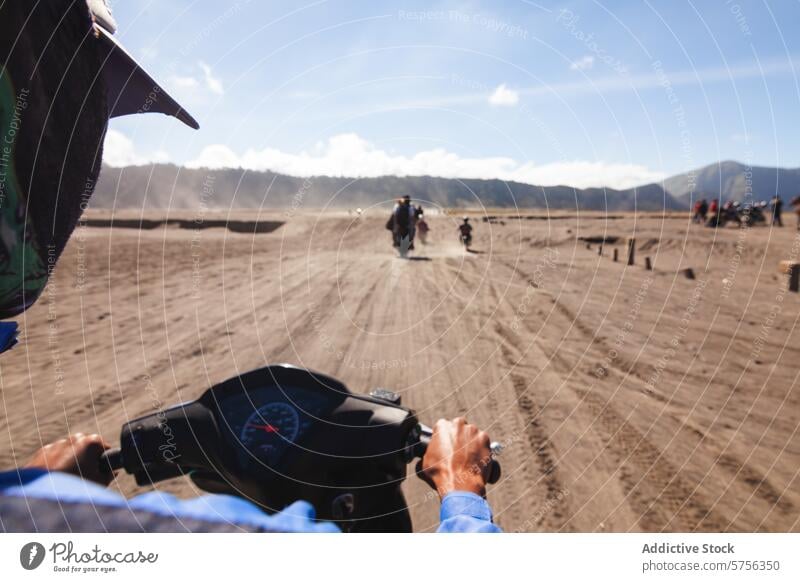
24,433,114,486
420,418,492,500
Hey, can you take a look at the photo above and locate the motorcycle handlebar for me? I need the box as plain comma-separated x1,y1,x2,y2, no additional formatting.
100,424,502,484
100,447,123,475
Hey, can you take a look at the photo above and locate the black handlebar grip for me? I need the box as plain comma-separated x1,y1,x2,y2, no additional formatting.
100,447,123,475
487,459,501,484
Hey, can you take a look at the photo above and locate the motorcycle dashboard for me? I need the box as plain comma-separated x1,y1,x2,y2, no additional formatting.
215,384,335,471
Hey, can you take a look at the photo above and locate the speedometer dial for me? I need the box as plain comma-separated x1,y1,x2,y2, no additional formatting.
240,402,300,466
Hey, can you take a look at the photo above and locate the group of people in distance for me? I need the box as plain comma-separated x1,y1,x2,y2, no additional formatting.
693,195,795,228
386,195,474,252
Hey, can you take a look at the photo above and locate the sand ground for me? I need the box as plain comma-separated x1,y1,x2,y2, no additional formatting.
1,209,799,532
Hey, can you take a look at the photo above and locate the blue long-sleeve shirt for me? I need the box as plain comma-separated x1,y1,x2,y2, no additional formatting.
0,469,501,533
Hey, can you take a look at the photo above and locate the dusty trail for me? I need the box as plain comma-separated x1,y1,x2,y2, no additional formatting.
1,210,799,532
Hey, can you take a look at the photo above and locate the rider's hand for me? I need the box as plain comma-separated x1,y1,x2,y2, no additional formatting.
420,418,492,499
24,433,114,486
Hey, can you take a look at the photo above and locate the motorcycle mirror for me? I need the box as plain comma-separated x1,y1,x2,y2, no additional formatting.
331,493,355,520
369,388,402,406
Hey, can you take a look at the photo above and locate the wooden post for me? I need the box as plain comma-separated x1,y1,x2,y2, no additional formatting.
626,238,635,266
598,243,603,256
644,257,652,271
779,261,800,292
613,248,618,262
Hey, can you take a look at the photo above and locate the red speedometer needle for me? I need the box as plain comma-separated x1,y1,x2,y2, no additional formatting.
248,423,280,433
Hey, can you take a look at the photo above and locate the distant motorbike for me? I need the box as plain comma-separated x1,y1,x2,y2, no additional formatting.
707,202,742,228
394,227,414,257
738,201,767,226
709,201,768,227
416,219,429,245
386,218,414,257
101,364,500,532
458,220,473,249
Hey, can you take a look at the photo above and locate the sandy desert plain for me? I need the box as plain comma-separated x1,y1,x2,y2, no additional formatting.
1,207,799,532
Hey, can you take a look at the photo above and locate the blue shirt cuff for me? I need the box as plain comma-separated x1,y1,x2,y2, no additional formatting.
440,491,494,522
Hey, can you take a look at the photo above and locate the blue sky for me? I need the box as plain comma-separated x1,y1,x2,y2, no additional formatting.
104,0,800,188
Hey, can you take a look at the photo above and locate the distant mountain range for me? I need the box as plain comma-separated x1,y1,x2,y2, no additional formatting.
92,164,682,211
663,160,800,204
90,160,800,212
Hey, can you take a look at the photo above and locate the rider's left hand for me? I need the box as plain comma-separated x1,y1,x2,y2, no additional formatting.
25,433,114,486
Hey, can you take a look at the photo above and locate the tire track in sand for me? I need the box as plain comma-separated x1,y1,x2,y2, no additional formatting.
573,387,726,531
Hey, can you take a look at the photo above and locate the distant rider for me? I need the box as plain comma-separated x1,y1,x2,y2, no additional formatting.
417,215,430,244
458,217,473,247
707,199,719,225
791,196,800,230
771,195,783,227
391,195,417,250
692,200,703,223
699,199,708,222
693,199,709,224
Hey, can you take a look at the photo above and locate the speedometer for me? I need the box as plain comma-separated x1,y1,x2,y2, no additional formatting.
240,402,300,466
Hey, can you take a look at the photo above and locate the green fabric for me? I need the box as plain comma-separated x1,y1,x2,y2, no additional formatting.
0,71,47,318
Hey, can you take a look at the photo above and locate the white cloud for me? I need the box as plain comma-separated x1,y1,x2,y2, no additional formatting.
102,129,170,166
187,143,243,168
170,76,200,90
570,55,595,71
166,63,223,97
488,83,519,107
199,61,224,95
186,132,663,189
511,160,664,189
